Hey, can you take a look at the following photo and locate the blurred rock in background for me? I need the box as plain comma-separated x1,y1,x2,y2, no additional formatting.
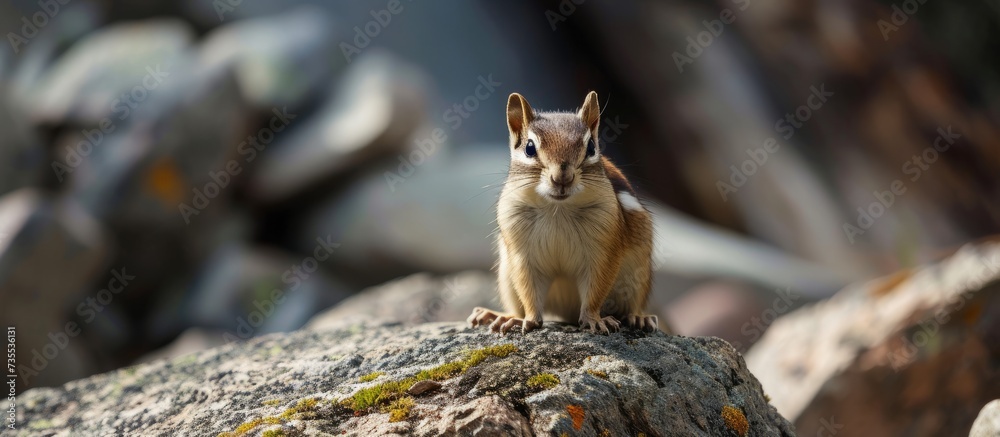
0,0,998,403
307,271,498,331
747,241,1000,436
971,400,1000,437
0,189,108,387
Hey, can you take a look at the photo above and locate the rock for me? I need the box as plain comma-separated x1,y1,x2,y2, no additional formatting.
0,83,42,197
248,51,428,203
432,395,531,436
0,189,109,389
167,243,353,342
290,146,507,283
406,380,441,396
970,400,1000,437
198,6,346,110
6,322,793,436
746,242,1000,436
647,203,847,298
60,49,251,318
663,280,769,352
7,3,104,100
307,271,498,330
22,19,194,126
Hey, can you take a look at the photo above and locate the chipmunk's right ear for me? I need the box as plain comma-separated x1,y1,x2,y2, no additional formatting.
506,93,534,145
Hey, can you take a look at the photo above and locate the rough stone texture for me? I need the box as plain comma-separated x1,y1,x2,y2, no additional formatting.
7,322,792,436
970,400,1000,437
746,242,1000,437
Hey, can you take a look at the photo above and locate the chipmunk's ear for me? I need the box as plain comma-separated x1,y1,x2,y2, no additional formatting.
578,91,600,132
506,93,534,145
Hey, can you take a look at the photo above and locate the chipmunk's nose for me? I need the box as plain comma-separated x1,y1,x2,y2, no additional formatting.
550,169,575,188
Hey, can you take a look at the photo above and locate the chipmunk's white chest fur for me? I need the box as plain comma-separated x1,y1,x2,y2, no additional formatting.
501,198,621,278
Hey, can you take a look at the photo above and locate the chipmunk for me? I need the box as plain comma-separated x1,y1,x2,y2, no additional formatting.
467,91,664,335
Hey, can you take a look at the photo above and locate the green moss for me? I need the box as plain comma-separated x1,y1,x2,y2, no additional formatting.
358,371,384,382
344,344,517,412
586,369,609,380
383,396,415,422
261,399,282,407
464,344,517,367
261,430,286,437
218,416,282,437
413,361,461,381
279,397,319,420
527,373,560,390
218,398,320,437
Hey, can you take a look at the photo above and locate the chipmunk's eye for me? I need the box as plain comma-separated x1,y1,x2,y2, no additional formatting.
586,138,596,157
525,140,537,158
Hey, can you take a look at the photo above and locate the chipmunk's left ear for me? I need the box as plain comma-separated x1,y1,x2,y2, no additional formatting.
578,91,600,132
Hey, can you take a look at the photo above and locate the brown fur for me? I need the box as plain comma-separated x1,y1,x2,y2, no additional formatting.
467,91,663,334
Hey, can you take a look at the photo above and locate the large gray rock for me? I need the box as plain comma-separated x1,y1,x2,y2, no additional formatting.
248,52,428,202
746,242,1000,436
970,400,1000,437
0,189,109,390
7,322,793,436
198,6,346,110
169,243,353,343
21,19,194,125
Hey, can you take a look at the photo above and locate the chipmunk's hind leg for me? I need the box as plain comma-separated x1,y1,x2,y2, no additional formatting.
610,244,662,333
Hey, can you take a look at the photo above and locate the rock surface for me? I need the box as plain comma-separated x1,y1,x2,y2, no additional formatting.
8,322,792,436
970,400,1000,437
746,242,1000,437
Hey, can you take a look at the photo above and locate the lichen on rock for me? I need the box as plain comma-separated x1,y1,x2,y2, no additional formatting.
7,322,793,436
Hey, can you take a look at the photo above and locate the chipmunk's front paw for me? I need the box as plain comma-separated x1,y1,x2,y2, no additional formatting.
624,314,659,332
489,315,541,335
579,315,620,335
466,308,541,334
467,307,502,328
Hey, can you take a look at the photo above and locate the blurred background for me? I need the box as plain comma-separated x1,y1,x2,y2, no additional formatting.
1,0,999,433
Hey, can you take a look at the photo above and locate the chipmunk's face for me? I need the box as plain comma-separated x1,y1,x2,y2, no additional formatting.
505,92,603,202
